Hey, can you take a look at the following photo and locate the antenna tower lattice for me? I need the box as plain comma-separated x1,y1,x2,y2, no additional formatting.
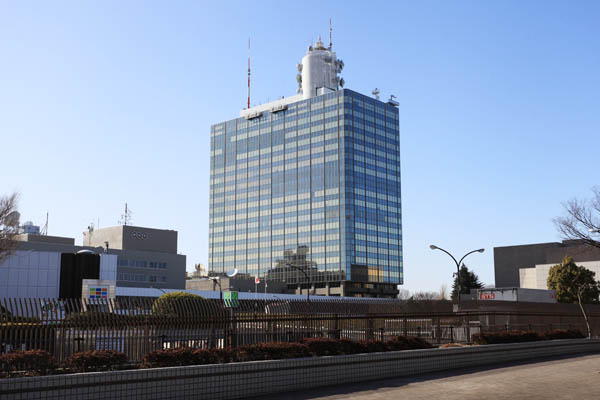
119,203,132,226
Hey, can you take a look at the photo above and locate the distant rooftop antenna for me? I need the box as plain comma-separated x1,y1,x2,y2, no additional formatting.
40,211,48,235
372,88,380,100
329,18,332,49
247,37,251,109
119,202,132,226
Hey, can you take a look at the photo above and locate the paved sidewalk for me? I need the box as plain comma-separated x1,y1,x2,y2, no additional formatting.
257,354,600,400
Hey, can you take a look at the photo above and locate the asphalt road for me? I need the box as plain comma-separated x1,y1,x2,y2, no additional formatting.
255,354,600,400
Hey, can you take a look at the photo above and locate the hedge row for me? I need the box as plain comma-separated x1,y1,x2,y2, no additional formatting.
0,350,56,376
0,350,128,377
472,329,585,345
141,336,433,368
2,330,584,376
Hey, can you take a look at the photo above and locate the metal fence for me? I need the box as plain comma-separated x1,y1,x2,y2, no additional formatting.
0,297,592,363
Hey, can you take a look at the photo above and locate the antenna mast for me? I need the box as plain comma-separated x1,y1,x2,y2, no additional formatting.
247,37,251,109
329,18,332,49
41,211,48,235
119,202,132,226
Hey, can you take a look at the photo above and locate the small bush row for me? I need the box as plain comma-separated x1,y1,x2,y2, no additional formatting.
472,329,585,345
141,336,433,368
0,350,128,377
300,336,432,356
0,350,57,376
66,350,128,372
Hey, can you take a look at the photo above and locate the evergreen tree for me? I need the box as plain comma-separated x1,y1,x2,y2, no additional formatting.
451,265,483,300
547,256,600,304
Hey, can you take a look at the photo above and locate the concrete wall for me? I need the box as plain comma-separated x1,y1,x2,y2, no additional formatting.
83,225,178,254
0,250,61,298
520,261,600,290
519,268,536,288
1,339,598,400
14,234,74,245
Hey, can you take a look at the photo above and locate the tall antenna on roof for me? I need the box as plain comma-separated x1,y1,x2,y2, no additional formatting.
247,37,251,109
40,211,48,235
329,18,332,49
119,202,132,226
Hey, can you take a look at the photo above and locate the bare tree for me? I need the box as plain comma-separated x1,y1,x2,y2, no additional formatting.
577,283,594,339
397,288,411,300
438,284,449,300
411,291,438,300
554,186,600,249
0,193,20,264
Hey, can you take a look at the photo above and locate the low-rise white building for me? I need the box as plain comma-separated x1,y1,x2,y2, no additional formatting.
520,261,600,290
0,249,116,298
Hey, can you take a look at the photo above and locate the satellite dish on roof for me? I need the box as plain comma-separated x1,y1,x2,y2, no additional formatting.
226,268,238,278
77,249,95,254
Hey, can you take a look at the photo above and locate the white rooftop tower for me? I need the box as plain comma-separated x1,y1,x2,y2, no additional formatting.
240,27,345,118
297,36,344,99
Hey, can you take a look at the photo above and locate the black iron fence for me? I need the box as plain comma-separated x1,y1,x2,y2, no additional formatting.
0,297,593,363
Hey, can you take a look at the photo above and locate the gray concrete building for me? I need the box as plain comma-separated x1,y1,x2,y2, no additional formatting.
494,240,600,288
13,225,186,289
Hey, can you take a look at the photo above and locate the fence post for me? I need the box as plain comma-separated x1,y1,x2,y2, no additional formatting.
403,317,408,337
465,315,471,343
366,318,374,340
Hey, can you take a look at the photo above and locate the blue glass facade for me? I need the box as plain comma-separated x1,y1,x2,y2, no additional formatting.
209,89,402,295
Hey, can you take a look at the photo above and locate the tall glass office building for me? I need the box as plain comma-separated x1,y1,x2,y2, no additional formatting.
209,88,402,298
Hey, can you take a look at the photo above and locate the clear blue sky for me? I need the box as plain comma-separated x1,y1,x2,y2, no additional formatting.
1,1,599,293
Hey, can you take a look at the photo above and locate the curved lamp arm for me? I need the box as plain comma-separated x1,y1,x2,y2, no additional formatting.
458,248,485,269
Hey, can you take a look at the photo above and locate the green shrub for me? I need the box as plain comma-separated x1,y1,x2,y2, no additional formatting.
151,292,209,318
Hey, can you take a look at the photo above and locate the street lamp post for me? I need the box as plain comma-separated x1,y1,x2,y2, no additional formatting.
429,245,484,300
286,263,311,302
201,269,238,300
203,277,233,300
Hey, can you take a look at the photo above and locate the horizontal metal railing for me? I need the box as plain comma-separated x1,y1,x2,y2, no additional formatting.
0,297,593,363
